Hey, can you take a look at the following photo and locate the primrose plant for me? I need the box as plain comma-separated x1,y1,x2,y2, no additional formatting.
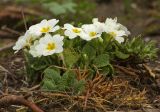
13,18,158,94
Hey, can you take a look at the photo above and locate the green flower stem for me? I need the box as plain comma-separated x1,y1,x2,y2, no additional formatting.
23,49,29,64
46,56,53,64
97,37,104,54
59,53,66,67
104,35,113,50
113,40,124,50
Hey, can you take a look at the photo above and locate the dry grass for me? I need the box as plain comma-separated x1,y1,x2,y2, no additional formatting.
0,54,160,111
12,65,157,112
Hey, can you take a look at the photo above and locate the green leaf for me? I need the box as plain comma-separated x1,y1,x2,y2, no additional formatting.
44,2,66,15
63,2,77,13
63,49,79,68
82,43,96,63
101,64,114,76
43,1,77,15
42,68,86,93
62,70,76,87
43,68,61,83
115,50,130,59
28,56,52,71
93,54,109,68
41,79,56,90
42,67,61,91
73,80,85,94
124,36,158,61
62,70,85,94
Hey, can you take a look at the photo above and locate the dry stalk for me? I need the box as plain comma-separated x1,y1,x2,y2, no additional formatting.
0,95,44,112
47,65,90,72
76,66,89,80
114,65,138,76
1,26,21,35
143,64,156,78
0,5,42,20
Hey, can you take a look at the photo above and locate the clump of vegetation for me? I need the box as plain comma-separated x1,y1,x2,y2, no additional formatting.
13,17,158,95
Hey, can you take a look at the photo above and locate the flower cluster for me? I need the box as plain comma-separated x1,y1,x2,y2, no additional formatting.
13,18,130,57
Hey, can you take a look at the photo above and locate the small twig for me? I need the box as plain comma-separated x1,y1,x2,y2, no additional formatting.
6,6,43,16
81,66,89,79
29,84,40,91
0,43,15,52
0,65,12,75
40,92,110,103
154,68,160,73
84,88,90,110
76,67,81,80
76,66,89,80
21,8,28,31
1,26,21,35
59,53,66,68
114,65,137,76
0,95,44,112
143,64,156,78
0,65,17,83
3,74,8,94
47,65,90,72
16,98,48,112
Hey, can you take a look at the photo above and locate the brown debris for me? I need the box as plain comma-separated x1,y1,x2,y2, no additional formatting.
0,43,15,52
114,65,138,76
0,5,43,20
0,95,44,112
0,5,44,39
143,64,156,78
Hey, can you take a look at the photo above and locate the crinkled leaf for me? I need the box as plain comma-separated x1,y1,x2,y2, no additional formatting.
43,68,61,82
62,70,76,87
42,67,61,91
63,49,79,68
62,70,85,94
101,64,114,76
41,79,57,91
73,80,85,94
93,54,109,68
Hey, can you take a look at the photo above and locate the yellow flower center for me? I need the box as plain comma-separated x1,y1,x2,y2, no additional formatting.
72,28,81,33
109,32,117,37
46,43,56,51
41,26,51,33
89,32,97,37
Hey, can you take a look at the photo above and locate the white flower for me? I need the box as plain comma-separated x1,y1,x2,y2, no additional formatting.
35,34,64,56
28,19,60,36
29,41,41,57
105,18,119,32
104,17,130,43
80,24,102,41
92,18,105,33
63,24,82,39
109,30,126,43
119,24,130,36
13,31,38,53
13,35,26,53
24,31,39,46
